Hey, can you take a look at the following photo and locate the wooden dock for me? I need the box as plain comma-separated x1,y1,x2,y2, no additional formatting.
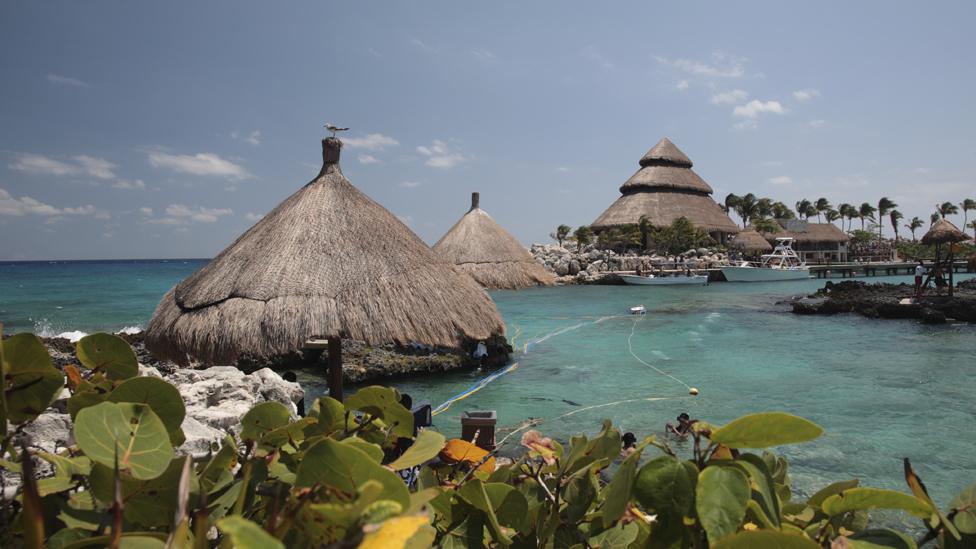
807,260,971,279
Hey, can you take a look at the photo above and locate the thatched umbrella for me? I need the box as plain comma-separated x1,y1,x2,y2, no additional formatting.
920,219,972,296
433,193,555,289
591,138,739,241
146,137,505,400
729,230,773,253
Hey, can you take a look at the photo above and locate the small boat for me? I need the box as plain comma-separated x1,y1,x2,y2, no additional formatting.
629,305,647,315
620,273,709,286
721,237,810,282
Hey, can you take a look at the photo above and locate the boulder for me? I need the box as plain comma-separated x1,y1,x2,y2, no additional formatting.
920,308,947,325
568,260,581,275
586,261,603,275
555,260,570,276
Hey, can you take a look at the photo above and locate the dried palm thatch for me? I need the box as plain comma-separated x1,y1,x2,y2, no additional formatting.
592,137,738,236
921,218,971,245
763,222,849,244
433,193,554,289
730,229,773,252
146,138,504,365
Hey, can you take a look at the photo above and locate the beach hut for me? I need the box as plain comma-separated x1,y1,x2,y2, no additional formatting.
920,218,972,296
760,220,850,263
591,138,739,242
145,136,505,400
433,192,555,289
729,229,773,256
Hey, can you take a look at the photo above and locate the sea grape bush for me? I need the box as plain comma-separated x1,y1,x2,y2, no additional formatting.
1,330,974,548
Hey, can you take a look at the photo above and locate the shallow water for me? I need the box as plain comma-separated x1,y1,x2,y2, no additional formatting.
2,259,974,511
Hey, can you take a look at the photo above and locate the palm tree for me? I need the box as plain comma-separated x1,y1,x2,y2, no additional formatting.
937,201,959,218
930,212,940,226
814,198,831,223
723,193,740,218
876,197,897,241
735,193,759,229
857,202,877,231
795,199,813,220
969,220,976,240
551,224,571,247
960,198,975,228
572,226,592,253
838,203,856,232
771,201,794,220
637,216,652,249
752,217,780,234
825,209,841,226
888,210,903,241
905,217,923,242
756,197,774,220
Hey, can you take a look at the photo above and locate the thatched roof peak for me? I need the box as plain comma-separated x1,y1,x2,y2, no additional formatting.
433,193,555,290
639,137,692,168
922,218,971,245
146,137,505,365
730,229,773,251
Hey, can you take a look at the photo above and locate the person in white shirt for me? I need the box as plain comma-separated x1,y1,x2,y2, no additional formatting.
914,260,926,297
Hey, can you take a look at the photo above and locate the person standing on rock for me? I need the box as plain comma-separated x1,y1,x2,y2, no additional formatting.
914,260,926,298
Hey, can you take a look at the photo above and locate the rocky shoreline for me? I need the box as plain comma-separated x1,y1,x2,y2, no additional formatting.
530,243,731,285
791,279,976,324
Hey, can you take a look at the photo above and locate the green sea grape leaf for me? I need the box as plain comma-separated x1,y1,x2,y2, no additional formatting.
950,482,976,534
198,435,239,493
239,401,291,443
345,386,413,439
633,456,698,519
842,528,918,549
90,458,198,528
588,522,639,549
47,528,90,549
601,447,641,528
484,482,530,533
457,478,510,546
67,387,109,420
74,401,173,480
108,376,186,433
340,436,384,462
735,453,781,527
821,488,932,519
388,430,446,470
696,465,751,543
59,533,168,549
807,478,860,508
2,332,65,424
305,396,345,436
294,438,409,509
217,516,285,549
259,417,316,448
75,333,138,380
712,530,820,548
710,412,823,448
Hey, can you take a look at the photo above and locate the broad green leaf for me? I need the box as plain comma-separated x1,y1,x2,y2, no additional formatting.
633,456,698,519
696,465,751,543
950,482,976,534
601,447,641,528
712,529,820,548
259,417,316,448
735,453,781,527
89,458,198,528
388,430,446,470
36,452,91,496
74,401,173,480
294,438,409,509
2,333,64,423
842,528,918,549
67,388,109,420
457,478,510,546
340,436,385,462
217,516,284,549
345,386,414,439
60,534,168,549
305,396,345,436
198,435,239,493
710,412,823,448
75,332,138,380
358,515,437,549
47,528,89,549
108,376,185,434
807,478,860,508
239,401,291,443
821,488,932,519
588,522,639,549
485,482,530,533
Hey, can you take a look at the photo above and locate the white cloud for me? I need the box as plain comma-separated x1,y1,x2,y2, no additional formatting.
556,166,571,173
46,73,89,87
470,49,496,61
733,119,758,131
409,38,437,53
809,119,827,128
73,155,116,179
733,100,786,118
0,187,96,217
358,154,381,165
768,176,793,185
244,212,264,221
582,46,614,70
710,89,749,105
656,51,747,78
416,139,467,169
793,88,821,102
342,133,399,151
10,153,118,179
148,151,251,179
399,181,421,189
146,204,234,225
112,178,146,190
244,130,261,146
675,80,690,91
139,207,153,216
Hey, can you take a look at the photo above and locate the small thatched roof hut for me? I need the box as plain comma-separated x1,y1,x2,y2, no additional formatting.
591,138,739,240
921,218,971,245
146,137,505,367
761,220,849,245
730,229,773,252
433,192,555,290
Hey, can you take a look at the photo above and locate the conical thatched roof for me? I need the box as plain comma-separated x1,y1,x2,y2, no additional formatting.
730,229,773,252
146,137,505,365
921,218,971,245
433,193,555,290
592,138,738,235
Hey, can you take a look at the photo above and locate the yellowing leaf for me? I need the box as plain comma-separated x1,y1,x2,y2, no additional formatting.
439,439,495,473
358,515,435,549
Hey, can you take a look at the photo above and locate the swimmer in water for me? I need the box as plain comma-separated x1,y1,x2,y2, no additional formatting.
666,413,697,437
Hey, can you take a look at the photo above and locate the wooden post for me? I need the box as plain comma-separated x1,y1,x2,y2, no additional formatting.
328,338,343,402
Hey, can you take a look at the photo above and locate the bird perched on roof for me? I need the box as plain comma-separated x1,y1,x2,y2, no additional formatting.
324,123,349,137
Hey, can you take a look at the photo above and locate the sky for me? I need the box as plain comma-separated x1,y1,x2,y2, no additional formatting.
1,1,974,260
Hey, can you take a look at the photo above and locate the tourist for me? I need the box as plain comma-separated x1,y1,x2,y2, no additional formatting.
914,260,926,297
666,413,697,437
621,432,638,458
933,265,947,296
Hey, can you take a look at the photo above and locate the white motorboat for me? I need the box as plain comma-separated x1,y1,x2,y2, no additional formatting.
721,237,810,282
629,305,647,315
620,273,709,286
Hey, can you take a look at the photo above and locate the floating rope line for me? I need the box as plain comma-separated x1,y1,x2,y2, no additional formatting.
431,361,519,416
627,314,693,391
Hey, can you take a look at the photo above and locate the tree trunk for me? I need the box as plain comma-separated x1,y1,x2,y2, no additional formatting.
328,338,343,402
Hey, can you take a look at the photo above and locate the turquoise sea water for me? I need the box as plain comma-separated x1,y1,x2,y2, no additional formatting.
2,260,974,514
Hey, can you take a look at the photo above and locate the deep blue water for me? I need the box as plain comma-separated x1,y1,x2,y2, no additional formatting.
1,259,974,515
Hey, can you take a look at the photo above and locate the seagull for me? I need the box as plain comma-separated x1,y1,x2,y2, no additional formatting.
324,123,349,137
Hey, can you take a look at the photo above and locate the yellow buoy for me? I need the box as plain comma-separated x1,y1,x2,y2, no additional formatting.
689,387,699,396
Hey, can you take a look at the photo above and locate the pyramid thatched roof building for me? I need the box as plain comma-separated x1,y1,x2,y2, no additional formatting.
591,138,739,239
146,137,505,366
433,192,555,290
922,218,971,245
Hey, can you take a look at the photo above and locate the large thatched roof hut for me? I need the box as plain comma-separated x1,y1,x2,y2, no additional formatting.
433,192,555,289
921,218,971,245
591,138,739,241
729,229,772,253
146,137,505,372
